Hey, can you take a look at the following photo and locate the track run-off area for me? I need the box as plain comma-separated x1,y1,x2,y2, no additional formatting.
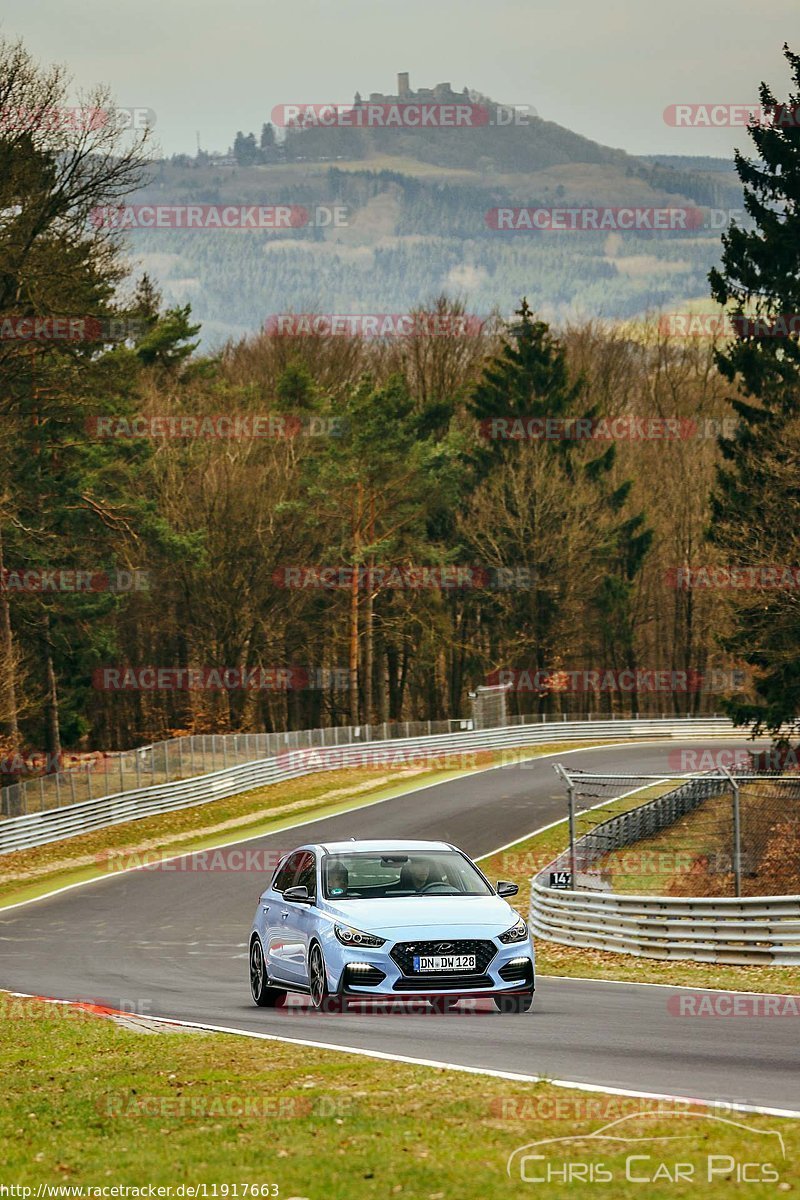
1,740,798,1117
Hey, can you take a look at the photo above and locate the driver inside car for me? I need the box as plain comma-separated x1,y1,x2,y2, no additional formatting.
398,857,439,892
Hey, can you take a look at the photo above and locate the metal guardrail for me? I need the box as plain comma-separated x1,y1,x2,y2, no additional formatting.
0,715,739,854
530,772,800,965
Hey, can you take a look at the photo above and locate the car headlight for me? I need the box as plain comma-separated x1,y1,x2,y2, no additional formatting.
334,924,386,948
498,917,528,944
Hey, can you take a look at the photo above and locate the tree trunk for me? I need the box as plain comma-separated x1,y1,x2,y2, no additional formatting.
363,494,375,725
0,526,19,744
349,484,362,724
43,611,61,761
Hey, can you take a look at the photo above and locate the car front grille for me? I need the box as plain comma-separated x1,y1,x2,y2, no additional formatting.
390,938,497,978
393,974,494,992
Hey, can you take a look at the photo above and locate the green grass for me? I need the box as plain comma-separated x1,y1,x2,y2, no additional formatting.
1,997,797,1195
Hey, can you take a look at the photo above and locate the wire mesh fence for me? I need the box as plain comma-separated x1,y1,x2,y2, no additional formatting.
551,766,800,898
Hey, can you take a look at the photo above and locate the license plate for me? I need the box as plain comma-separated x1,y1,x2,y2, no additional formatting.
412,954,476,972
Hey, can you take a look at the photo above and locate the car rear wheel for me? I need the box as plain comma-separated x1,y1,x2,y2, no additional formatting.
493,990,534,1014
308,943,344,1013
250,938,287,1008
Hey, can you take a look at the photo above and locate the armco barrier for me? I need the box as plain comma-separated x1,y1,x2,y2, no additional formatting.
529,884,800,965
0,716,740,855
530,772,800,965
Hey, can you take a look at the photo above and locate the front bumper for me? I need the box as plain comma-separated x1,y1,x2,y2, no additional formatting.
324,931,535,999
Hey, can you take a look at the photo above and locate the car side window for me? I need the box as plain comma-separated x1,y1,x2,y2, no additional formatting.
295,851,317,900
272,851,302,894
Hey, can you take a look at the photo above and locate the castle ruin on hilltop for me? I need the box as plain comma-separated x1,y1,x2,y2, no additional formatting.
355,74,471,106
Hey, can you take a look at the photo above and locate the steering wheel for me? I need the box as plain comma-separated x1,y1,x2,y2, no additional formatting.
419,881,451,894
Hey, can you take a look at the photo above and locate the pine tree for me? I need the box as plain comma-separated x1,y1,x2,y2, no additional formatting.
707,44,800,737
466,301,651,710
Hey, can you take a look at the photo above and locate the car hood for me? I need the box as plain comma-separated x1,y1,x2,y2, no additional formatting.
324,894,518,934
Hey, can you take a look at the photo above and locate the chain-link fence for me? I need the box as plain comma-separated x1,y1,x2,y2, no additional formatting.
551,766,800,898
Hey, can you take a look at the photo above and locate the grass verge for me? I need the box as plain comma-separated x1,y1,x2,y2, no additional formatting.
0,998,797,1195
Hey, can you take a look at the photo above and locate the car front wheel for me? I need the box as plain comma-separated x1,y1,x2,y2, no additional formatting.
493,990,534,1014
250,938,287,1008
308,943,344,1013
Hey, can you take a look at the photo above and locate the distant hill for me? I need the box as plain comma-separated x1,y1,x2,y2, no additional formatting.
118,76,744,348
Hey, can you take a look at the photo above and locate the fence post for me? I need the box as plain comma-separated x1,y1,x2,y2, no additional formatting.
721,766,742,898
554,763,577,890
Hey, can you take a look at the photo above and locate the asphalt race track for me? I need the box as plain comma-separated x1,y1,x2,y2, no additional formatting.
2,741,798,1114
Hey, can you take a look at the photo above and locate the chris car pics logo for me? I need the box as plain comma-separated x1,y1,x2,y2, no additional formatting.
506,1111,785,1185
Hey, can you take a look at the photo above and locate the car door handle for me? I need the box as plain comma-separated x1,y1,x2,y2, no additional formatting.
281,910,289,919
261,906,269,914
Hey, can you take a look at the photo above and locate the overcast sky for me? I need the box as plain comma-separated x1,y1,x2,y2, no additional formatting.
4,0,799,159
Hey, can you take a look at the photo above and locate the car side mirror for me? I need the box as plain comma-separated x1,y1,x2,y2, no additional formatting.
284,885,314,904
496,880,519,897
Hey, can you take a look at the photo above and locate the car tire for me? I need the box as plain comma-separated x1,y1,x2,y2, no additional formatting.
428,996,459,1013
493,990,534,1014
250,938,287,1008
308,942,344,1013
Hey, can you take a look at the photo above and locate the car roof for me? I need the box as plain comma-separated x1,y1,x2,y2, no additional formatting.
313,839,454,854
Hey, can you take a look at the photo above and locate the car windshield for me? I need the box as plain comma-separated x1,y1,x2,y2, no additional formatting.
322,851,493,899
